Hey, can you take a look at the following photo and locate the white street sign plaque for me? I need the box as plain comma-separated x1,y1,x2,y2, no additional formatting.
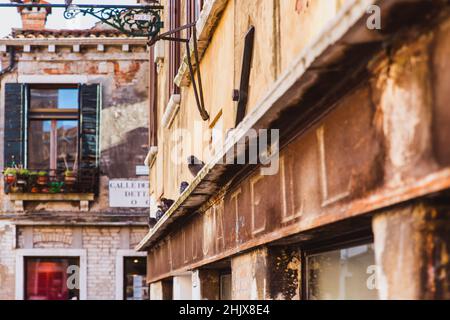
109,180,150,208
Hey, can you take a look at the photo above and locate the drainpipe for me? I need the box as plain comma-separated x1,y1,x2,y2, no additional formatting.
0,47,16,78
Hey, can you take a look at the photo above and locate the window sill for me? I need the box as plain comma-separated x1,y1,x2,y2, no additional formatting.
8,193,94,201
8,193,94,212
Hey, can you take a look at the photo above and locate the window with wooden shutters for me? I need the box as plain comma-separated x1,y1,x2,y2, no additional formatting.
168,0,181,97
2,83,100,195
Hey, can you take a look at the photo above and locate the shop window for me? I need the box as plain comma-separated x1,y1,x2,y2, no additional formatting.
124,257,148,300
25,257,79,300
220,273,232,300
305,241,379,300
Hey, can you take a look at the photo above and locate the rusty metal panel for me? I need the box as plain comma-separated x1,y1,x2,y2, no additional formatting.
147,83,388,281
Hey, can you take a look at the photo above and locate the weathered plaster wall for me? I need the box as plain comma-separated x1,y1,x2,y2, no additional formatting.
150,0,349,202
373,203,449,300
231,247,268,300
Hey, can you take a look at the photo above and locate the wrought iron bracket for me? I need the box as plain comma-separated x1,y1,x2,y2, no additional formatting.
149,23,210,121
63,5,163,38
0,2,164,39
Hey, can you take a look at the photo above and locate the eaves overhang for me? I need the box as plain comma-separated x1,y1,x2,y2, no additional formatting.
136,0,450,251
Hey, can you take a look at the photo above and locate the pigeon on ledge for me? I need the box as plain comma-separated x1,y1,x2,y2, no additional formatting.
187,155,205,177
155,209,164,221
180,181,189,194
148,216,157,228
160,198,175,212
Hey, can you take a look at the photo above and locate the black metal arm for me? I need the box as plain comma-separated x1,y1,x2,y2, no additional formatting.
150,23,210,121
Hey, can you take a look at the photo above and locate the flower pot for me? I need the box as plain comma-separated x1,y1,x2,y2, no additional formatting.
64,176,77,185
5,174,16,184
31,187,39,193
37,176,48,186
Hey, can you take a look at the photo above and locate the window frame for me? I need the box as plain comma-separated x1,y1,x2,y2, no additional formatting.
26,84,81,171
168,0,181,97
186,0,204,39
300,231,374,300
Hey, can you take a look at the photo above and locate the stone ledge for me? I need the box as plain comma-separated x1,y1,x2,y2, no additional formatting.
8,193,95,201
8,193,95,212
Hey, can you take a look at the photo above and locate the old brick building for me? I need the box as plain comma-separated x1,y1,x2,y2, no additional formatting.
0,2,150,300
137,0,450,300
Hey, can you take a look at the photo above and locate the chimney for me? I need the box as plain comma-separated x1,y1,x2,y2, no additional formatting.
18,0,52,31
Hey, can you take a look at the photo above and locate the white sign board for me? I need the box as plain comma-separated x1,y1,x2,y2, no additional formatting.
109,180,150,208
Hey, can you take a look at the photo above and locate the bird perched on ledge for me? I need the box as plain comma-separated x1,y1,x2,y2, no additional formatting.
65,0,73,6
187,155,205,177
155,209,164,222
160,198,175,213
180,181,189,194
148,216,157,228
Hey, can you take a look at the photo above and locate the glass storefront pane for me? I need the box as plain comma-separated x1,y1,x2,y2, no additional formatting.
220,274,232,300
307,243,379,300
124,257,148,300
25,257,80,300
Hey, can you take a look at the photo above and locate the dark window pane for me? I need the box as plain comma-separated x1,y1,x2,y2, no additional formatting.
28,120,51,169
307,244,379,300
25,257,79,300
124,257,148,300
30,88,78,110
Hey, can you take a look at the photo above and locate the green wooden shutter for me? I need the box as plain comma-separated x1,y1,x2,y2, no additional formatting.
4,83,27,168
79,84,101,193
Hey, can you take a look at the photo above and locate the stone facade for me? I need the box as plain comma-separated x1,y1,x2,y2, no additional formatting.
0,4,150,300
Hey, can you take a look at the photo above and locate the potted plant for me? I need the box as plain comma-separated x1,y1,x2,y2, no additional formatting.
37,171,48,186
49,182,64,194
3,168,17,185
64,170,77,186
28,172,38,192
